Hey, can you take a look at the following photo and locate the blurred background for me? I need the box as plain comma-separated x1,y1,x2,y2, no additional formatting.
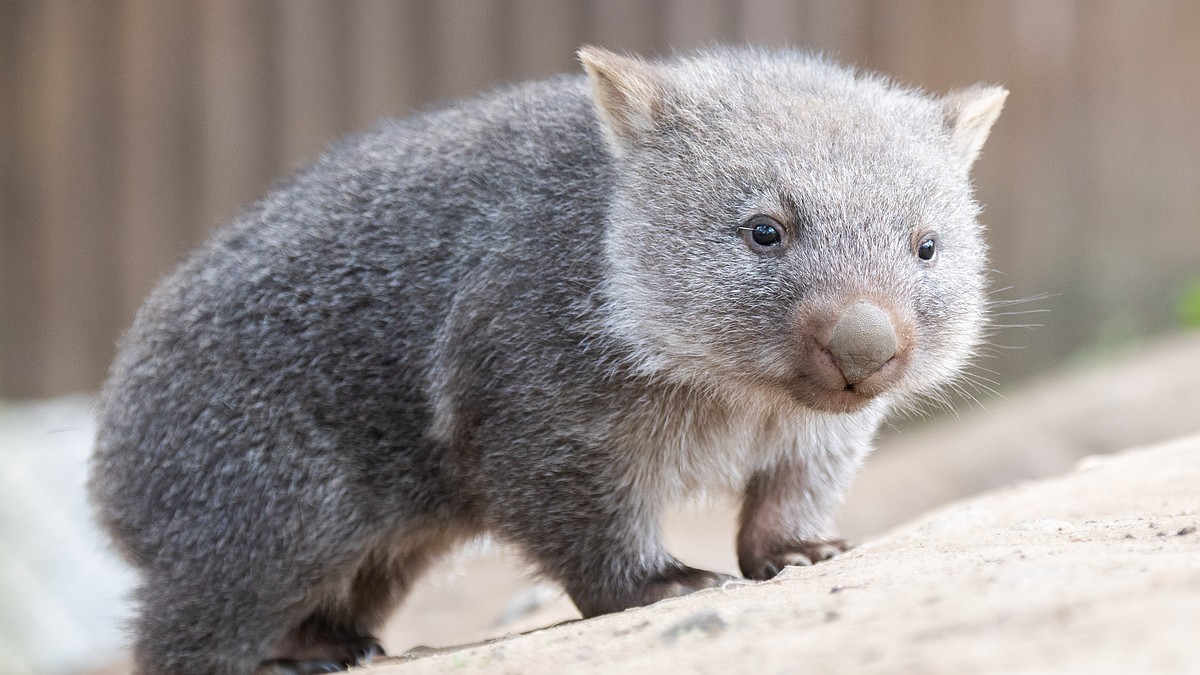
2,0,1200,398
2,1,1199,673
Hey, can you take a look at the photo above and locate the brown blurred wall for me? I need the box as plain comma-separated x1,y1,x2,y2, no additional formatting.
2,0,1199,398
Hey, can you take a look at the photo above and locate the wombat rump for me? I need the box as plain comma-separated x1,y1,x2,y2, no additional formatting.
90,47,1005,674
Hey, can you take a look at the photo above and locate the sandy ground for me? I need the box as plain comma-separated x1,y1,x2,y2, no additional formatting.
372,433,1200,674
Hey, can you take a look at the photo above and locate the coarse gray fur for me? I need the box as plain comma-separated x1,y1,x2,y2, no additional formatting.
89,46,1006,674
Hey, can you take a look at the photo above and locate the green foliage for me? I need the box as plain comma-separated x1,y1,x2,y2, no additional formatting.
1177,278,1200,329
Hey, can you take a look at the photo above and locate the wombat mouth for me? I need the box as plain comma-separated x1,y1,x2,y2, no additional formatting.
784,348,904,414
775,371,874,413
794,383,877,414
779,299,912,413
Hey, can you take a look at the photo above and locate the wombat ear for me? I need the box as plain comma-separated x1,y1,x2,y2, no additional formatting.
578,46,664,149
942,84,1008,171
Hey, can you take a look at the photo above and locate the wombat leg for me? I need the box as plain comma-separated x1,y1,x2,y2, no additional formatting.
737,460,855,581
566,559,742,617
258,615,384,674
260,527,461,673
500,467,739,617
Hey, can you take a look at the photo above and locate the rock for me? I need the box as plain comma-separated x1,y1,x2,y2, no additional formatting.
372,433,1200,674
375,334,1200,659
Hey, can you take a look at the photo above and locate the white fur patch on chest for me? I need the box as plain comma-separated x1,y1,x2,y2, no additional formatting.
613,387,888,503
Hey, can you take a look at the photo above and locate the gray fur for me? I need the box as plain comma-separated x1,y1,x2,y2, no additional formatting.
89,47,1005,674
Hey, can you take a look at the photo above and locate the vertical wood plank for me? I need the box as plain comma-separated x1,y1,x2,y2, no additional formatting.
0,0,39,396
662,0,741,49
1074,0,1200,342
800,0,871,61
953,0,1072,378
4,0,1200,397
197,0,277,235
349,0,430,126
863,0,940,80
866,0,1010,87
1072,3,1149,350
734,0,872,62
1000,0,1082,282
117,0,200,323
509,0,586,80
583,0,665,56
1126,0,1200,282
274,0,353,171
426,0,508,102
738,0,807,47
1154,1,1200,273
24,0,122,394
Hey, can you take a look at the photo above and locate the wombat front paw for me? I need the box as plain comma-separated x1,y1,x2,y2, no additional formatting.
638,565,743,605
575,564,742,616
741,538,851,581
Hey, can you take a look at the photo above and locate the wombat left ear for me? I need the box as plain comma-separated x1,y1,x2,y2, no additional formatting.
942,85,1008,172
578,46,664,150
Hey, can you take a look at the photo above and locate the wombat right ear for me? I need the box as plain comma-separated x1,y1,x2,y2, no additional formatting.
578,46,664,148
942,84,1008,172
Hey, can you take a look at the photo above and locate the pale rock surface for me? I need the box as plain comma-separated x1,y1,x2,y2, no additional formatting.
373,433,1200,674
376,333,1200,658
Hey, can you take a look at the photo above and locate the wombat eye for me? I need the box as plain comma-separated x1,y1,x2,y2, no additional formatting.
738,215,785,252
917,235,937,261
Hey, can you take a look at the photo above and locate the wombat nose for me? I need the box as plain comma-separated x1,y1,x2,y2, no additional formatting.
825,301,898,385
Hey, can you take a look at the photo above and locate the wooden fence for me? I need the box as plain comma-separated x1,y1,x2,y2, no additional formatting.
2,0,1199,398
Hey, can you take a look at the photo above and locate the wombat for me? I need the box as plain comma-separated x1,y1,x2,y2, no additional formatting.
90,46,1006,674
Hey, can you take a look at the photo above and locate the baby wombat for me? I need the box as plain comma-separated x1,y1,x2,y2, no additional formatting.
90,47,1005,674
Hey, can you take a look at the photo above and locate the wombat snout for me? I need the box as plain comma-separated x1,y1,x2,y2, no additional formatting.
791,299,908,412
825,301,899,385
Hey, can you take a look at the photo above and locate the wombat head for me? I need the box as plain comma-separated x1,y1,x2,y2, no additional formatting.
582,47,1006,413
